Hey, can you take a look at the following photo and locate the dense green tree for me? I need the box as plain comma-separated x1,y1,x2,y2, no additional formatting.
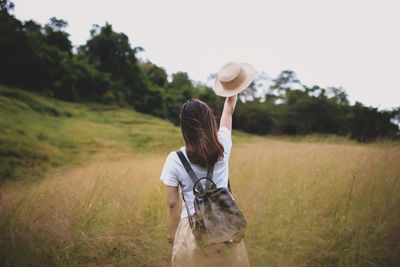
170,72,192,91
79,23,147,110
139,61,168,87
143,83,166,117
44,17,72,55
234,99,274,134
0,1,37,89
55,57,111,101
198,86,224,117
277,92,345,134
163,72,198,124
346,102,398,141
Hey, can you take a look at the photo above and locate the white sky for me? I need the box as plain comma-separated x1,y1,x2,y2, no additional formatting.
12,0,400,110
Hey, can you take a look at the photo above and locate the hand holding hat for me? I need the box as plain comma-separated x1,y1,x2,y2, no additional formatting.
214,62,255,97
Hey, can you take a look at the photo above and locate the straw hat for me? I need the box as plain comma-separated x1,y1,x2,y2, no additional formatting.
214,62,256,97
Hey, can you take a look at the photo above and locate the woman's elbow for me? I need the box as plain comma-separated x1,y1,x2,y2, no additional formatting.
167,199,178,209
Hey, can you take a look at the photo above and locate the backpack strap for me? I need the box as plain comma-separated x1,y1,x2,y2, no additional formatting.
176,151,200,186
178,181,194,228
207,165,214,179
176,150,214,229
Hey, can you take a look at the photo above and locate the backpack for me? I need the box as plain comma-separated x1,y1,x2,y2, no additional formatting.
176,151,247,246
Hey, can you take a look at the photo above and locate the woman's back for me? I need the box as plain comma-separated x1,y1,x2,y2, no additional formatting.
160,126,232,219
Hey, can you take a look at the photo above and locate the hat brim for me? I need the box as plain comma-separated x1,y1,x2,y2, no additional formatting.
214,63,256,97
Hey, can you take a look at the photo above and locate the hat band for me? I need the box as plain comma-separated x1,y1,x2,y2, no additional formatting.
220,67,246,91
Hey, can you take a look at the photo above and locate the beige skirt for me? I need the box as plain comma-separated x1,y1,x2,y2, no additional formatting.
171,217,250,267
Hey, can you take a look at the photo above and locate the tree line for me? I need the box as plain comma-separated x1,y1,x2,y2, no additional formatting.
1,0,399,142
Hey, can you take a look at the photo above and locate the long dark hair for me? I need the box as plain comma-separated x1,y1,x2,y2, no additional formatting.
180,99,224,168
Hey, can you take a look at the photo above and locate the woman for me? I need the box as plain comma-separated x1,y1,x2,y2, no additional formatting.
160,96,249,267
160,62,254,266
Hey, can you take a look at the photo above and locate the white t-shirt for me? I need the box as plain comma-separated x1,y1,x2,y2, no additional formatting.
160,127,232,219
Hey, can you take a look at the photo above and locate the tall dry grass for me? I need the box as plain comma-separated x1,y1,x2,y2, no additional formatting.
232,140,400,266
0,150,170,266
0,139,399,266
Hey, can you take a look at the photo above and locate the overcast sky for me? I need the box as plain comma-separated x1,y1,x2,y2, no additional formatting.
12,0,400,110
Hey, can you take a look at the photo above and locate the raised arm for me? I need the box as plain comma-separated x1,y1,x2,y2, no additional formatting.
219,95,237,131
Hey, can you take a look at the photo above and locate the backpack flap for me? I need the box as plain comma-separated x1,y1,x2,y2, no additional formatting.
194,187,247,243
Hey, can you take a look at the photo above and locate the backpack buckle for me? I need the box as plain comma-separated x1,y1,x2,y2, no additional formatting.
193,177,217,196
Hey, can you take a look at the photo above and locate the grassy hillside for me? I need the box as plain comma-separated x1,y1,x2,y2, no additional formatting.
0,85,183,183
0,86,399,266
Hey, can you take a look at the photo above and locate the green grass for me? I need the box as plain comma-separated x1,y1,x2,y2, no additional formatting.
0,85,184,183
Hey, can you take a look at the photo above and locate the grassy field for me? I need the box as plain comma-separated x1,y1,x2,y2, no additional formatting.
0,85,399,266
